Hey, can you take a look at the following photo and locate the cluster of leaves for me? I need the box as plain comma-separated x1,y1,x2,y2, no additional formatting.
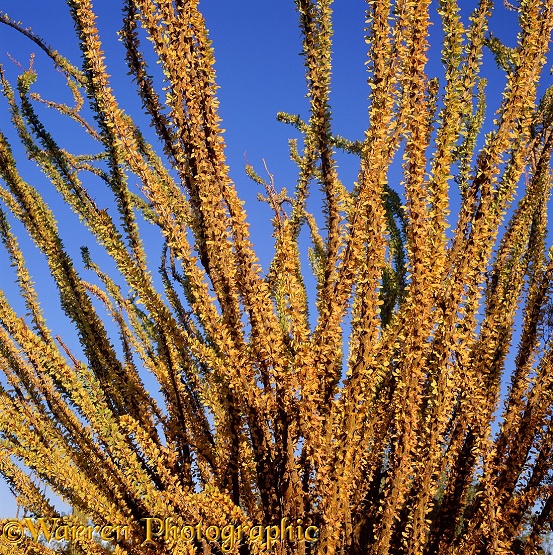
0,1,552,554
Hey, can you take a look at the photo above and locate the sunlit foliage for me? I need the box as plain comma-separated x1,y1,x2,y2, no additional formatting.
1,1,553,554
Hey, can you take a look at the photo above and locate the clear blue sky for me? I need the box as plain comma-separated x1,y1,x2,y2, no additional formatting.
0,0,538,519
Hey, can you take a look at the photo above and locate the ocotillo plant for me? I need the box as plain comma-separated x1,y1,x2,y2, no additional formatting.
0,1,553,554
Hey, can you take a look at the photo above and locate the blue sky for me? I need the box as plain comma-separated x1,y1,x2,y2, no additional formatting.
0,0,542,519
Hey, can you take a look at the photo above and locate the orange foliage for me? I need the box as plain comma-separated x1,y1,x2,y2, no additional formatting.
0,1,553,554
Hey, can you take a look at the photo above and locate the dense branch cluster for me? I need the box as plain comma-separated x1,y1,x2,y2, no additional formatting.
0,1,553,554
